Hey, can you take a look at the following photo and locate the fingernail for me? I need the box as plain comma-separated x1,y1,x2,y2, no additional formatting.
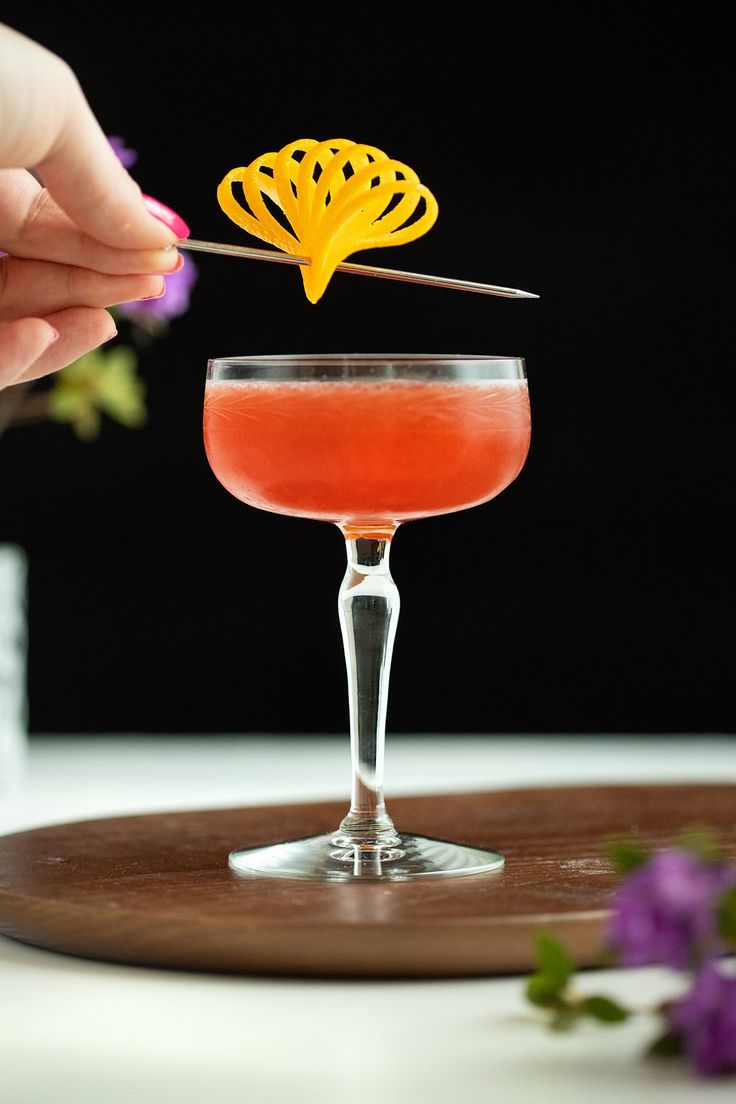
46,325,60,346
141,277,166,300
164,252,184,274
142,194,190,239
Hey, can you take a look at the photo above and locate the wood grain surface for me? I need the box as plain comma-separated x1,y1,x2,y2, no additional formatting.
0,784,734,977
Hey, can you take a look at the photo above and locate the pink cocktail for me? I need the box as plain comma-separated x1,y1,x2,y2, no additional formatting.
204,375,530,533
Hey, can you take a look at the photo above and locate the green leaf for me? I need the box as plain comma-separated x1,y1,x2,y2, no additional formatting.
46,346,147,438
676,826,724,862
582,995,630,1023
648,1030,684,1058
526,974,566,1009
607,839,650,875
96,346,147,427
534,932,575,987
718,885,736,944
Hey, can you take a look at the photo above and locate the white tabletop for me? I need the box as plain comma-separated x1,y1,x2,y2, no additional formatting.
1,732,734,1104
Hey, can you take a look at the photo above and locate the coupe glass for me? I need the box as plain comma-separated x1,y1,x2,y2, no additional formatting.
203,354,531,880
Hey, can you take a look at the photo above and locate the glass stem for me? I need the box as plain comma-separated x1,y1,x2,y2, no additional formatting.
335,533,401,848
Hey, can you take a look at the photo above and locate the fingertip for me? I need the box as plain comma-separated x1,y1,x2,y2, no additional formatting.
99,310,117,343
164,250,185,274
0,318,60,387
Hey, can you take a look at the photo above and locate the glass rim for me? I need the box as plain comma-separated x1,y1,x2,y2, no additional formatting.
208,353,523,365
207,354,527,381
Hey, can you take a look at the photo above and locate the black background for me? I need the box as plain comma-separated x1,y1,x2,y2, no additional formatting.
1,9,733,736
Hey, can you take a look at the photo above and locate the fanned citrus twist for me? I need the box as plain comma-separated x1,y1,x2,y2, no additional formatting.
217,138,439,303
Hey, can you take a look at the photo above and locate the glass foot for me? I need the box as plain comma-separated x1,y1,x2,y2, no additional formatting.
228,832,505,881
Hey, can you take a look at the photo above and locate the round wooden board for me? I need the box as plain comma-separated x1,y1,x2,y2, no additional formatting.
0,784,734,978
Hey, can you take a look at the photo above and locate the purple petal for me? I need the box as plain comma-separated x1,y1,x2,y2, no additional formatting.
606,849,736,970
117,252,198,325
108,136,138,169
668,962,736,1076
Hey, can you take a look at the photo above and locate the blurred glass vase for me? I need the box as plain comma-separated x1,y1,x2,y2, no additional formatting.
0,544,28,790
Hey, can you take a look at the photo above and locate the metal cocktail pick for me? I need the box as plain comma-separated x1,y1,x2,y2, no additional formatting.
177,239,539,300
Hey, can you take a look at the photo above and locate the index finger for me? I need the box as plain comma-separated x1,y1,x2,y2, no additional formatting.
0,23,188,250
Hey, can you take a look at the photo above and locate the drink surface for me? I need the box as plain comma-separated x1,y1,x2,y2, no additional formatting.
203,378,531,531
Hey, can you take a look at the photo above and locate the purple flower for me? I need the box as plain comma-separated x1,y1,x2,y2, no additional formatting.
668,961,736,1076
116,252,198,330
607,848,736,970
108,136,138,168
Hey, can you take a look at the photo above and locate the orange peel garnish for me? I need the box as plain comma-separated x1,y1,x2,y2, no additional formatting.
217,138,439,303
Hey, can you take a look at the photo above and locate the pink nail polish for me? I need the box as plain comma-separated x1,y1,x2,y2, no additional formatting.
141,278,166,300
142,194,190,239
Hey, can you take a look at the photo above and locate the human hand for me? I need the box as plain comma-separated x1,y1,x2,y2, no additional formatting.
0,22,190,388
